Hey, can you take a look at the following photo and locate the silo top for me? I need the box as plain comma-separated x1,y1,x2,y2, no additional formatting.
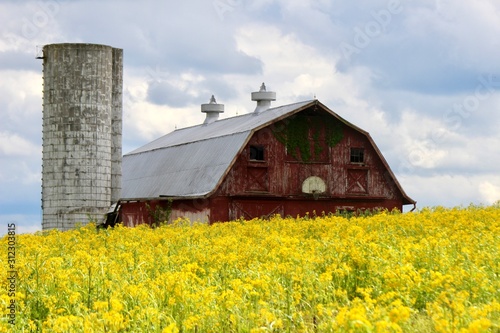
43,43,123,57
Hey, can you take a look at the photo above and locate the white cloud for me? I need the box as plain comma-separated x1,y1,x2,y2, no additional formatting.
479,181,500,205
233,24,371,106
0,131,40,157
122,71,208,147
401,173,499,209
432,0,500,71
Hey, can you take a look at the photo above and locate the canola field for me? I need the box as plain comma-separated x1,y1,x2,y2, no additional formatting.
1,206,500,332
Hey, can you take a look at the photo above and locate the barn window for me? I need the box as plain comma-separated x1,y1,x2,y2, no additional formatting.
249,145,265,161
350,148,364,163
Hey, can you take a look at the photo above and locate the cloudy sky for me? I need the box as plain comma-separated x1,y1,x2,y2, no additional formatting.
1,0,499,234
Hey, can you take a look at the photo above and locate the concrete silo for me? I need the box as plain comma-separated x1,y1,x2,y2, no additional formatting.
41,43,122,230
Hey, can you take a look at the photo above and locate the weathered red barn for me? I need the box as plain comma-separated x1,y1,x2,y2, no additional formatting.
118,85,415,226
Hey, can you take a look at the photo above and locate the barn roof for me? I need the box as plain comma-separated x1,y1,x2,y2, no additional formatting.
122,100,415,205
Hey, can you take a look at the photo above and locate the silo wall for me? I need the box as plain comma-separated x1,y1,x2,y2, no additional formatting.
41,43,122,230
111,48,123,203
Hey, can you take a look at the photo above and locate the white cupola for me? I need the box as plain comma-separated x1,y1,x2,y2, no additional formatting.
251,82,276,113
201,95,224,124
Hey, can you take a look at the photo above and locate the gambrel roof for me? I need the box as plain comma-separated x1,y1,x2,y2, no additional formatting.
122,100,415,205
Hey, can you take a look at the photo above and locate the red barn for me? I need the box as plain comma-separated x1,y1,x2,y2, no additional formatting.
118,84,415,226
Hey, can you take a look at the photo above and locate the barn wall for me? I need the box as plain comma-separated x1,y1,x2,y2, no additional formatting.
171,199,211,223
121,201,150,227
120,199,211,227
227,197,403,220
170,209,210,224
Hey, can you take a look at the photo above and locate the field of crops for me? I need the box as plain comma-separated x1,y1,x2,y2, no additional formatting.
1,205,500,332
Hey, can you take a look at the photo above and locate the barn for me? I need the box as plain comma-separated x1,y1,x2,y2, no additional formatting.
117,84,415,226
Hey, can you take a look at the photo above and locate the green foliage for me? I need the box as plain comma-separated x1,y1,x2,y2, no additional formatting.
273,115,344,162
145,200,173,228
333,207,400,219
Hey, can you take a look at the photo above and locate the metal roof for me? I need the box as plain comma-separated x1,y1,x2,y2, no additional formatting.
122,99,415,205
122,132,249,198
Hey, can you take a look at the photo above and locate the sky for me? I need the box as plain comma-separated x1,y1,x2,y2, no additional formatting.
1,0,499,234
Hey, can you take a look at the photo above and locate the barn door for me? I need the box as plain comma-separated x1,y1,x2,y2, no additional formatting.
230,200,284,220
246,167,269,192
347,169,368,194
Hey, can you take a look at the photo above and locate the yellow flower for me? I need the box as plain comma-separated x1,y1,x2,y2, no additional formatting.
184,315,201,330
102,310,126,331
375,320,402,333
467,318,491,333
389,305,411,323
3,205,499,331
92,300,108,311
162,323,179,333
68,292,80,305
110,298,124,312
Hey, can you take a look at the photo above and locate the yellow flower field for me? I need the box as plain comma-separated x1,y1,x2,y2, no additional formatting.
1,205,500,332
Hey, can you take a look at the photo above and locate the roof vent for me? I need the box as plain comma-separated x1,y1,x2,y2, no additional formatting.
201,95,224,125
251,82,276,113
